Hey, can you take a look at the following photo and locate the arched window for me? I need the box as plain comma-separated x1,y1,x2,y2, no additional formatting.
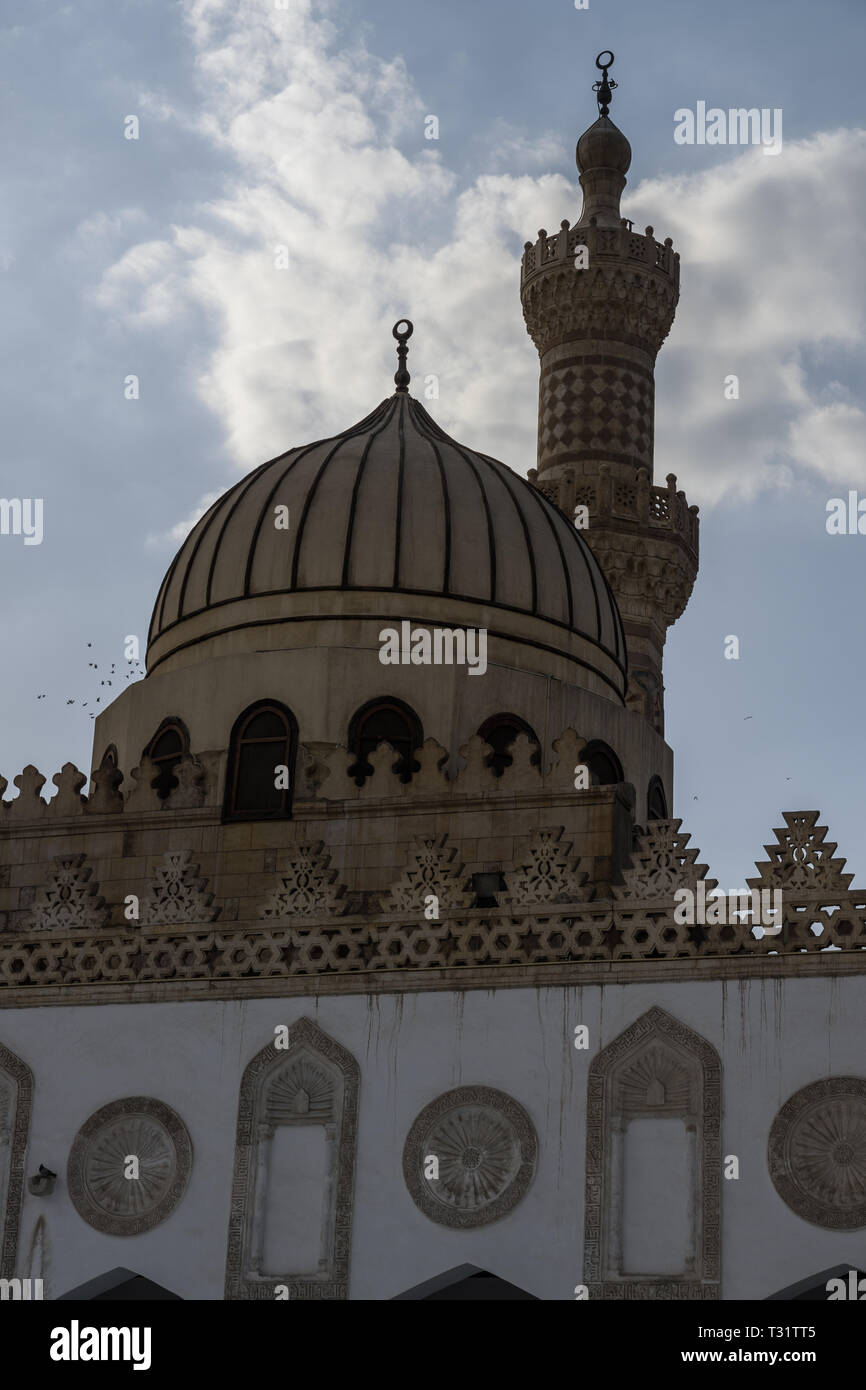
224,701,297,820
647,776,668,822
477,713,540,778
143,718,189,800
581,740,623,786
99,745,118,769
348,698,422,786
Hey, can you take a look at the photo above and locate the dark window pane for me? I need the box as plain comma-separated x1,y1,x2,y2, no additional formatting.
348,700,422,786
648,778,668,820
242,710,287,740
150,728,183,760
359,709,410,745
588,749,622,785
236,739,287,811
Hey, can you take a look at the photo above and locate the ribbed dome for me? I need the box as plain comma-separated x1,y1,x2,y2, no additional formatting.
148,392,626,690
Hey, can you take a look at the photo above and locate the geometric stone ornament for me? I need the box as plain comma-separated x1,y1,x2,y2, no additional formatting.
749,812,855,895
612,820,716,904
0,1043,33,1278
384,834,474,913
67,1097,192,1236
259,842,346,920
768,1078,866,1230
28,853,110,932
403,1085,537,1229
503,826,587,906
139,850,216,927
584,1006,721,1299
225,1018,359,1300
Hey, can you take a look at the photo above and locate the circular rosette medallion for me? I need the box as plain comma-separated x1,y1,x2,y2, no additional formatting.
768,1078,866,1229
67,1097,192,1236
403,1086,537,1228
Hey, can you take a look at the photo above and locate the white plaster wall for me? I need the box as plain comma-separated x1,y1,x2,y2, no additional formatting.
2,973,865,1300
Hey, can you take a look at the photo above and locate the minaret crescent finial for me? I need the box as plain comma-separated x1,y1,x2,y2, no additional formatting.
392,319,413,393
592,51,617,117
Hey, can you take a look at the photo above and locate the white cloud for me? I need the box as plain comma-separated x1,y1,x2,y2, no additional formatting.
146,489,223,549
96,0,866,521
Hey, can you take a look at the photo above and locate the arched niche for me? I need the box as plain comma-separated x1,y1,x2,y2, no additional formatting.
584,1006,721,1299
392,1264,539,1300
225,1018,359,1300
0,1042,33,1280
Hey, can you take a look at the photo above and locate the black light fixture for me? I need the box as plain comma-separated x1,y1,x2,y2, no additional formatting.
28,1164,56,1197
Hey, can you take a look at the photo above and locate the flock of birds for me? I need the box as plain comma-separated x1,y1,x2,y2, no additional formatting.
35,643,145,718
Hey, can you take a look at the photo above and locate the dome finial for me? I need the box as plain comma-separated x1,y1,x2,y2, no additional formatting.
592,50,617,118
392,319,413,393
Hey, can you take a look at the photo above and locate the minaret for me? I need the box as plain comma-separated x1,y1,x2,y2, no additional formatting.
520,52,698,735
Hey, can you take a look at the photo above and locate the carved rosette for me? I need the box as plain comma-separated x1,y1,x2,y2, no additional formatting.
769,1078,866,1230
67,1097,192,1236
403,1086,537,1229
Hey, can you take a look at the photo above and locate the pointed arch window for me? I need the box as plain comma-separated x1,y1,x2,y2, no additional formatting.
224,701,297,821
581,739,624,786
347,698,422,786
143,718,189,800
647,776,668,822
584,1007,721,1299
477,713,540,778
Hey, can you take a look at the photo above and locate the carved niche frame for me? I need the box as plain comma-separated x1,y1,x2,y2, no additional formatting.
225,1017,360,1300
0,1042,33,1279
584,1005,721,1299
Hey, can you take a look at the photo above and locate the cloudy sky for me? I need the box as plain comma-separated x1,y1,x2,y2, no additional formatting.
0,0,864,889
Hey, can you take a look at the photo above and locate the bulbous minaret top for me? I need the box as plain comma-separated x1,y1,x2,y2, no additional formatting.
519,52,698,737
575,55,632,228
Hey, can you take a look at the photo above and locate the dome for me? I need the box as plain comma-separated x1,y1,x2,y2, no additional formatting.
147,391,627,698
576,115,632,176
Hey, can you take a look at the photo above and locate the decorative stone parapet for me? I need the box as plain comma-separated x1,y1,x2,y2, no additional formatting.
0,814,863,1001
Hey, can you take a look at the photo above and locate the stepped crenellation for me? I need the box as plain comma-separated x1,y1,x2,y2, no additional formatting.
0,730,620,823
